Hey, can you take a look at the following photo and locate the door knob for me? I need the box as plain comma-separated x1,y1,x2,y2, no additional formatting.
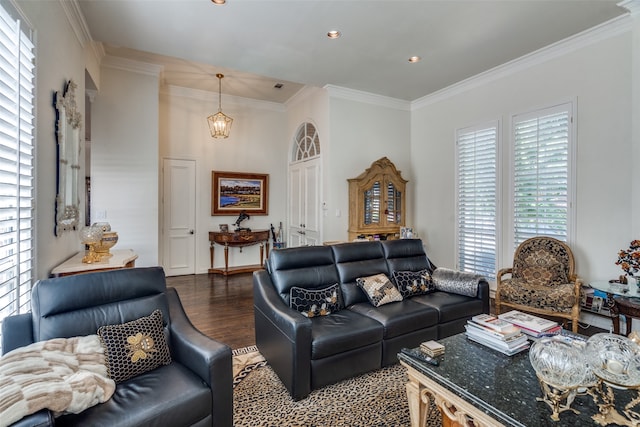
189,230,194,234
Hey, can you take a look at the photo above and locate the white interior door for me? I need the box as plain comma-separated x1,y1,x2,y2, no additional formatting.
162,158,196,276
288,158,320,246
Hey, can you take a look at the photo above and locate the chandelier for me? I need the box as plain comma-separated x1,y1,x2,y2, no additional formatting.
207,73,233,138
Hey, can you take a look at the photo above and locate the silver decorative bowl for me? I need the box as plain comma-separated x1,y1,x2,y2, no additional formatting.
529,336,587,388
585,333,640,387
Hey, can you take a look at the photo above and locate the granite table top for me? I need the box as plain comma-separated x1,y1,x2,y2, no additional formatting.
398,332,634,427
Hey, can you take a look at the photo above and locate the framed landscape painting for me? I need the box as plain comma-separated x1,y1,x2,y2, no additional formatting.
211,171,269,215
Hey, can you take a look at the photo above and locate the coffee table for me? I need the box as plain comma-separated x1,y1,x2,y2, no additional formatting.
398,333,636,427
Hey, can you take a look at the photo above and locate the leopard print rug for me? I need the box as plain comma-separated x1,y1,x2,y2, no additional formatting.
233,357,441,427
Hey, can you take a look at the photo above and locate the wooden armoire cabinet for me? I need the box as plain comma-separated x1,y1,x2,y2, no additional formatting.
347,157,407,241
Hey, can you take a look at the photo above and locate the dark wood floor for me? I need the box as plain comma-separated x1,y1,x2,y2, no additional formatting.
167,272,608,351
167,272,255,350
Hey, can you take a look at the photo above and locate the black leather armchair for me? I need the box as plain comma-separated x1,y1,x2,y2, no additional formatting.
1,267,233,427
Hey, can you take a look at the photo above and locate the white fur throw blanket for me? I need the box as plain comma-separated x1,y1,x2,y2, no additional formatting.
0,335,115,427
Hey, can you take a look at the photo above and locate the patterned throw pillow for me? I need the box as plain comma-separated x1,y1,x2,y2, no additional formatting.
97,309,172,383
356,273,403,307
392,269,435,298
290,283,343,318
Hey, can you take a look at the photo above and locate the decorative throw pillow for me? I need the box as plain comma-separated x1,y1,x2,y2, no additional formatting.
290,283,343,318
97,309,172,383
392,269,435,298
356,273,403,307
518,263,568,287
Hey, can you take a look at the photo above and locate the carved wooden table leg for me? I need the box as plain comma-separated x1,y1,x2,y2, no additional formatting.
223,243,229,275
210,242,214,270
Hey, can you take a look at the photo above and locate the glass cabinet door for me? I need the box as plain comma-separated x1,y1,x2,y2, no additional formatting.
364,181,381,225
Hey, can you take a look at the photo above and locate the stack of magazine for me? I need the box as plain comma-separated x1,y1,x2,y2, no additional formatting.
497,310,561,338
465,314,529,355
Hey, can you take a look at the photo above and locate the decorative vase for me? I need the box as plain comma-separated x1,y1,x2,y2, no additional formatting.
629,275,639,288
80,226,103,264
94,231,118,258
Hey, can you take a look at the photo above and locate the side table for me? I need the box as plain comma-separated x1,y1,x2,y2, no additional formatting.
589,281,640,335
613,297,640,336
50,249,138,277
208,230,270,276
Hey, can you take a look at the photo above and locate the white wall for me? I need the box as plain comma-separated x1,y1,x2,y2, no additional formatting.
159,86,288,273
90,59,161,266
15,0,87,278
410,26,632,287
325,95,411,241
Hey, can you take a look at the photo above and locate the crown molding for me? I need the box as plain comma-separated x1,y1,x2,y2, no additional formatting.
101,55,164,77
619,0,640,16
413,14,632,110
324,85,411,111
284,85,323,109
162,85,286,112
60,0,90,48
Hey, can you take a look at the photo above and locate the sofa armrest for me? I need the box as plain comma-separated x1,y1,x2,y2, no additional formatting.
253,270,312,342
432,268,490,314
167,287,232,427
253,270,312,399
2,313,34,355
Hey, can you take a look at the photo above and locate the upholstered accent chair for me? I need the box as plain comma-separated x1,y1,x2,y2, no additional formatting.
495,236,582,333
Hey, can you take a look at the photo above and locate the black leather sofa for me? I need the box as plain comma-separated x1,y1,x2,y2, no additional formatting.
1,267,232,427
253,239,490,400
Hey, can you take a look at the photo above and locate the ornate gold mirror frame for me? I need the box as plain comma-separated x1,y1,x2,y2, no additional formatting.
54,80,82,235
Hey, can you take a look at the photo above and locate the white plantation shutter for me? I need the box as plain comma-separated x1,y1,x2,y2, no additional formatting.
512,103,572,248
456,123,497,277
0,2,35,351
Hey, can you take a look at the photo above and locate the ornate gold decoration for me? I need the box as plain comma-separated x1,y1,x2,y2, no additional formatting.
126,332,157,363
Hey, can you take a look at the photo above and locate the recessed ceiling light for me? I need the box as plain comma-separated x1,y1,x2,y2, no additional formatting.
211,0,226,4
327,30,341,39
408,56,422,63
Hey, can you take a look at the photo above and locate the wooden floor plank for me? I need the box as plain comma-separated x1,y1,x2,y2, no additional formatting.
167,272,255,350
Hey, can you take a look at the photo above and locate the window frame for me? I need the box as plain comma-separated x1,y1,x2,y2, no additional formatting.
507,100,577,254
454,120,501,279
0,0,36,352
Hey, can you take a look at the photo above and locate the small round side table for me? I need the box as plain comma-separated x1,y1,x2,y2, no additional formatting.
589,281,640,335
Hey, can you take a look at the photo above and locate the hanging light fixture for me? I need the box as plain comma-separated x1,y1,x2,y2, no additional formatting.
207,73,233,139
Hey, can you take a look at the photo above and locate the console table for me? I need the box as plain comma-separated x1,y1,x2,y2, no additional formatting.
50,249,138,277
208,229,270,276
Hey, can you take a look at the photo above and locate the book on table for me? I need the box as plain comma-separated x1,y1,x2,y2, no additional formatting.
464,323,529,356
464,317,529,356
497,310,560,337
470,314,521,336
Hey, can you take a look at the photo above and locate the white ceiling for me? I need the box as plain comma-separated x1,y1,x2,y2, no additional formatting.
77,0,627,103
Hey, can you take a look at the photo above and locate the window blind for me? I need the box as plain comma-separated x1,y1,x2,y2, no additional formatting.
512,104,571,247
456,124,497,278
0,2,35,352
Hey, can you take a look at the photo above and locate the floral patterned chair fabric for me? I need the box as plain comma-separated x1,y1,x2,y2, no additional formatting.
495,236,582,333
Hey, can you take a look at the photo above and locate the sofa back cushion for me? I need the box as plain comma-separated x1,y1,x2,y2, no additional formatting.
31,267,170,342
268,245,339,305
382,239,433,274
331,241,389,306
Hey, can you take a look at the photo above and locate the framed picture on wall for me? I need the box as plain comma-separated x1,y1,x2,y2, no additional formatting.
211,171,269,215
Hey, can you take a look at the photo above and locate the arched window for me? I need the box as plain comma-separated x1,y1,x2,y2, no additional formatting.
292,122,320,162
